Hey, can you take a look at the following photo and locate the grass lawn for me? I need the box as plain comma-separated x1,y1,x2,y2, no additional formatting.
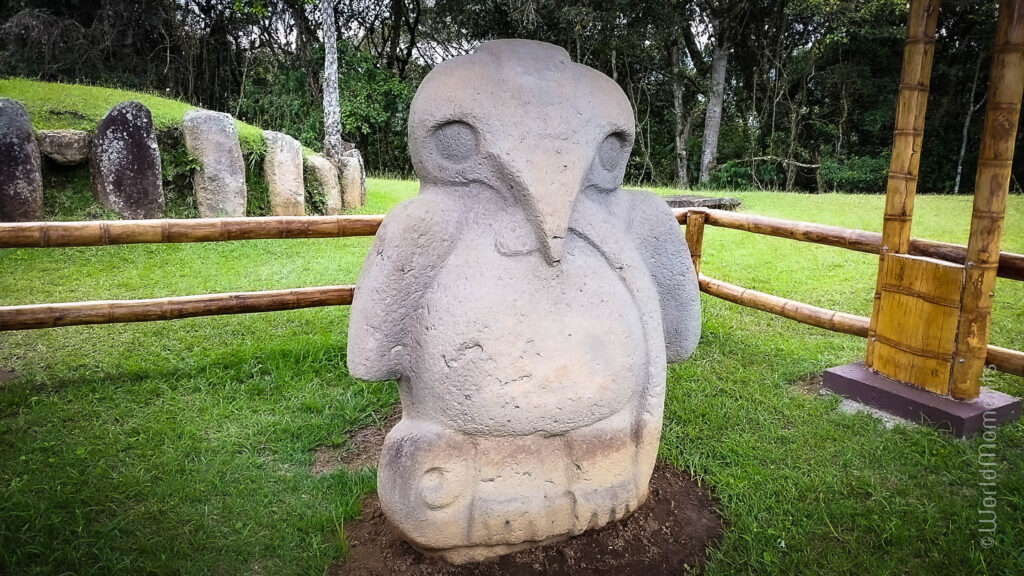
1,179,1023,575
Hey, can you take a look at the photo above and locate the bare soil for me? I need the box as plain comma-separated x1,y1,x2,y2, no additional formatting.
311,407,401,475
0,368,19,386
331,463,724,575
794,373,823,395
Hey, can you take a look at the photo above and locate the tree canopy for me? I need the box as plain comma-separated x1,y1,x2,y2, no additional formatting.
1,0,1020,193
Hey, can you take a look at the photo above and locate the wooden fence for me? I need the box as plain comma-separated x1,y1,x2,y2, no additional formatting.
2,209,1022,380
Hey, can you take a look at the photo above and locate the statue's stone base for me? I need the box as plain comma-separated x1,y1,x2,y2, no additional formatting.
338,464,723,575
426,532,575,565
823,362,1021,437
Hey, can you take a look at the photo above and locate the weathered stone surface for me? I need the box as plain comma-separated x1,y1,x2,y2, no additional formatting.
36,129,91,165
339,149,366,209
181,110,247,217
663,194,741,211
262,130,305,216
304,153,343,215
347,40,701,564
0,98,43,222
90,101,164,219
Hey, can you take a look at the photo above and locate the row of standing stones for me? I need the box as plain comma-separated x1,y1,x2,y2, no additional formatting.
0,98,366,222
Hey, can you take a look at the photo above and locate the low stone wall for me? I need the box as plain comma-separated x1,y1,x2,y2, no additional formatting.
0,98,366,222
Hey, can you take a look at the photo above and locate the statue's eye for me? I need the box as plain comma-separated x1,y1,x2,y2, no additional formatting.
433,121,478,164
597,132,628,171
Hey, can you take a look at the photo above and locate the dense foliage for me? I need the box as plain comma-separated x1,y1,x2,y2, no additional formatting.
1,0,1021,192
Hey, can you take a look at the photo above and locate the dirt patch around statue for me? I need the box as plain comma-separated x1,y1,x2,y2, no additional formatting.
311,407,401,475
332,463,724,575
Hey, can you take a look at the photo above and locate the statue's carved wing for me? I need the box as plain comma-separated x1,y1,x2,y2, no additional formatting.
347,191,464,381
623,189,701,363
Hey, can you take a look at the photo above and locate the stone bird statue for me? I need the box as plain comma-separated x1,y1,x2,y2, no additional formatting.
347,39,701,564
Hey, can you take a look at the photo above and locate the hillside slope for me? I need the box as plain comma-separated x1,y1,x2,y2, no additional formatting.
0,78,317,220
0,78,263,147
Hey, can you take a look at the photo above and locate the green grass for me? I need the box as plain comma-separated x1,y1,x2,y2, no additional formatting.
0,78,263,146
1,179,1023,575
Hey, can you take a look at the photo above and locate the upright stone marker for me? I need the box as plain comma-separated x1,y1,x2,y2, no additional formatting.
262,131,305,216
347,40,701,564
0,98,43,222
91,101,164,219
339,150,365,209
182,110,247,217
304,153,343,215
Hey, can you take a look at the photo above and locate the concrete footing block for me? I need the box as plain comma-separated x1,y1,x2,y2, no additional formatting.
823,362,1021,437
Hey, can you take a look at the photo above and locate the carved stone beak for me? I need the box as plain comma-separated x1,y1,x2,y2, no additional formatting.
512,149,589,266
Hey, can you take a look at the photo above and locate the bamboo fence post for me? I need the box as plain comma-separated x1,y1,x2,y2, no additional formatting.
949,0,1024,400
685,210,707,275
867,0,941,365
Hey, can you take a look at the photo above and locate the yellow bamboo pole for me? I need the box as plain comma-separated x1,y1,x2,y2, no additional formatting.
671,207,1024,281
698,275,870,337
0,286,354,331
950,0,1024,400
3,273,1021,380
0,215,384,248
697,275,1024,378
867,0,941,366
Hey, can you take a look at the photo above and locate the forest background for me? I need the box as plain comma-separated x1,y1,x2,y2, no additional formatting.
2,0,1019,194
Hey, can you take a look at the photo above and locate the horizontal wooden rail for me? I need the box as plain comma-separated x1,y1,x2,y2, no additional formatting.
698,274,871,337
697,274,1024,378
674,208,1024,282
4,210,1020,283
0,215,384,248
2,274,1021,378
2,209,1021,378
0,285,354,331
987,345,1024,380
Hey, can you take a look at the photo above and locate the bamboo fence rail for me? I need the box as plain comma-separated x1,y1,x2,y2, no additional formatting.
672,208,1024,282
0,215,383,248
697,274,1024,378
2,207,1022,379
698,275,870,337
987,345,1024,379
0,286,354,330
5,210,1021,282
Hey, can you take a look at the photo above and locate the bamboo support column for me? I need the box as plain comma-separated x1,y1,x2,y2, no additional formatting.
866,0,941,365
685,210,707,275
950,0,1024,400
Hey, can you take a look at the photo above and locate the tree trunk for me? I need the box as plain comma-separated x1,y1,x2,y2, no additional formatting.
953,53,985,195
679,112,697,188
672,44,686,186
785,82,807,191
321,0,346,165
837,82,848,156
386,0,403,72
815,152,825,193
700,41,729,184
